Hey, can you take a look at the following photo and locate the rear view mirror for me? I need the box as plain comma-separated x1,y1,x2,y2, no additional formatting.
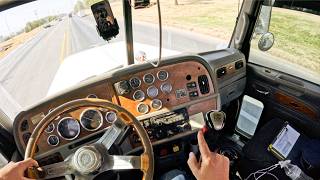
91,0,119,41
258,32,274,51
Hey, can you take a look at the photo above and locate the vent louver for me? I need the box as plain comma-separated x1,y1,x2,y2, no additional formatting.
198,75,210,94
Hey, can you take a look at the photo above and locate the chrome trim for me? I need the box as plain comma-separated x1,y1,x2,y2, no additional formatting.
79,109,103,131
47,135,60,146
133,90,145,101
143,73,155,85
87,94,98,98
160,82,172,94
150,99,162,110
137,103,149,114
105,111,118,123
129,77,141,89
45,123,55,133
157,70,169,81
147,86,159,98
57,117,81,141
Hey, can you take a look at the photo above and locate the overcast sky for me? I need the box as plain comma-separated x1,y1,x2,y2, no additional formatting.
0,0,78,37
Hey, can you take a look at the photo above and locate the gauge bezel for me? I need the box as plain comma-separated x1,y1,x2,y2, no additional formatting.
57,117,81,141
133,90,146,101
160,82,173,94
147,86,159,98
80,109,103,131
47,135,60,146
105,111,118,123
157,70,169,81
45,123,55,133
137,103,150,114
150,99,163,110
129,77,141,89
87,94,98,98
143,73,155,85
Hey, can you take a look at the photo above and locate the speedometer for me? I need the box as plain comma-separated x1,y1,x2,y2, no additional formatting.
80,109,103,131
57,117,80,140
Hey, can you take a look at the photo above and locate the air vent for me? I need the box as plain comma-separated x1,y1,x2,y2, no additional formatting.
217,67,227,78
198,75,210,94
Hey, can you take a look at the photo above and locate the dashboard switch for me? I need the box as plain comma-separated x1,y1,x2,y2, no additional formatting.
186,82,197,90
198,75,210,94
189,91,199,98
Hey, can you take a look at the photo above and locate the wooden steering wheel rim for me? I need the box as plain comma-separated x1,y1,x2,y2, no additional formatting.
24,98,154,180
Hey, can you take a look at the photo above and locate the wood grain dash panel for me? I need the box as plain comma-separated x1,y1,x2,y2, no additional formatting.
274,92,318,120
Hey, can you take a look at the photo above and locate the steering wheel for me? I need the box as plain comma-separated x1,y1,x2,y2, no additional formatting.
24,98,154,180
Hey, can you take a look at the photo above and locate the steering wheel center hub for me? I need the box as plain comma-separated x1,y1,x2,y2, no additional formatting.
72,146,102,174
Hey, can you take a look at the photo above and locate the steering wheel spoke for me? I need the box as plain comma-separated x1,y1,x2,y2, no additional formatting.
96,118,127,150
40,159,74,179
103,155,141,171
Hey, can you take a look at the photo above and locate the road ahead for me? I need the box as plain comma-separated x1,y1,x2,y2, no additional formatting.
0,15,223,119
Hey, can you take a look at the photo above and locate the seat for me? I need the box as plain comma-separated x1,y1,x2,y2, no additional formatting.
237,118,309,180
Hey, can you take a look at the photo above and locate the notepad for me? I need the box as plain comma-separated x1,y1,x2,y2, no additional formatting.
268,123,300,160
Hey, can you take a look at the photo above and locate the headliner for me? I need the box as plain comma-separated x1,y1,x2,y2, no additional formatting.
0,0,319,13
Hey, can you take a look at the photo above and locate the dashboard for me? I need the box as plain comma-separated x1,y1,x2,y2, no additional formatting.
13,50,246,166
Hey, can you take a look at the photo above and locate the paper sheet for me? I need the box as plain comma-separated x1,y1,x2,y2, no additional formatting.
272,124,300,158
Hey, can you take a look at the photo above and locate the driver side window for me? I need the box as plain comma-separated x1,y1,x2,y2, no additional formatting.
248,2,320,85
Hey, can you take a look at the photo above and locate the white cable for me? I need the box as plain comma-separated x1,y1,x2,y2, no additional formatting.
245,163,280,180
145,0,162,67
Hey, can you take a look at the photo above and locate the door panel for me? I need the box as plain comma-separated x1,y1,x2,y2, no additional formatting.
245,63,320,138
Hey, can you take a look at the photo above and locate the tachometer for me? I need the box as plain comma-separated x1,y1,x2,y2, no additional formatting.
80,109,103,131
57,117,81,140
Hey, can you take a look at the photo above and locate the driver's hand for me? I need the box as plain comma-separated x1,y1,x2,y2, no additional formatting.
0,158,38,180
187,131,229,180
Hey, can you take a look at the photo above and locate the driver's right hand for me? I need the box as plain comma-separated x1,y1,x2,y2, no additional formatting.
187,131,229,180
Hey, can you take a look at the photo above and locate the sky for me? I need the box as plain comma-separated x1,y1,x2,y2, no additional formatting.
0,0,78,37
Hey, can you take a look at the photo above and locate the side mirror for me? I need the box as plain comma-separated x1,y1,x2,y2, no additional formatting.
258,32,274,51
254,0,275,35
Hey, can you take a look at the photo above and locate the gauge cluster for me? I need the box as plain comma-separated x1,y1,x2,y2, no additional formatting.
114,61,214,117
43,108,117,147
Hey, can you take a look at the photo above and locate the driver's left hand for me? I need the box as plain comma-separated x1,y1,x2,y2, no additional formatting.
0,158,38,180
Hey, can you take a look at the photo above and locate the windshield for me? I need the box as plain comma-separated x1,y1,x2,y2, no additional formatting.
0,0,240,119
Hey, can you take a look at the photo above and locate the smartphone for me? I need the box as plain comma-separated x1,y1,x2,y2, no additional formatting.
91,0,119,41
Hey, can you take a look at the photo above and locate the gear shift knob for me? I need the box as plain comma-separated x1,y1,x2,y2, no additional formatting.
206,111,226,131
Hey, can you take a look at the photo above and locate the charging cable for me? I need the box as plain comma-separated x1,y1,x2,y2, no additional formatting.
245,163,280,180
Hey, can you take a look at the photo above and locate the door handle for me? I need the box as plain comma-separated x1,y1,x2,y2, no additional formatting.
256,89,270,95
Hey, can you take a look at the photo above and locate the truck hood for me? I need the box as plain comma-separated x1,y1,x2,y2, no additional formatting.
47,41,180,96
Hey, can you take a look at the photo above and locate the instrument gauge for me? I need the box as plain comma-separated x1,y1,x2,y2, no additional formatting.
129,77,141,89
157,70,169,81
47,135,59,146
133,90,145,101
147,86,159,98
137,103,149,114
80,109,103,131
143,73,155,85
57,117,81,140
160,82,173,94
45,123,55,133
151,99,163,110
105,111,117,123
